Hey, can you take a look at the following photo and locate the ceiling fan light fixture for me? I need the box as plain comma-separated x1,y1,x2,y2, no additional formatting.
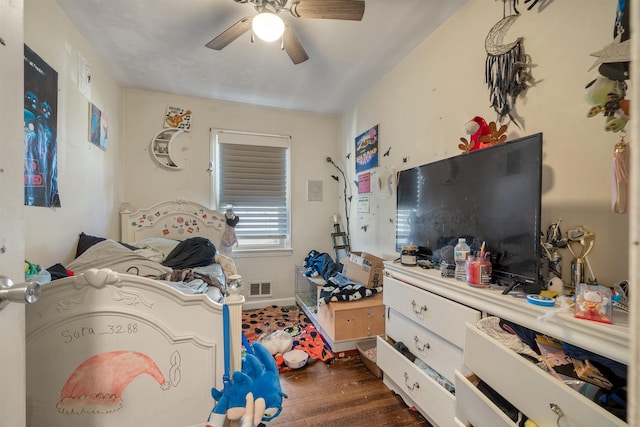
252,12,285,42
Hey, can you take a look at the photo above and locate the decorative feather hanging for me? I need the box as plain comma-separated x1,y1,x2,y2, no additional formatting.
485,12,530,127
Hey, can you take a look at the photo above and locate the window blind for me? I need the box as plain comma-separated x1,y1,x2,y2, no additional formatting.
215,130,290,245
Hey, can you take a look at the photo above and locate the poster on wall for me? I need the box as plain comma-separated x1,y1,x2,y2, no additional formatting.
164,105,192,131
358,172,370,194
88,102,108,150
355,124,378,173
24,44,61,207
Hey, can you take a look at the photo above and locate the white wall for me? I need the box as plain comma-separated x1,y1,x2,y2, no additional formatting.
122,89,340,307
340,0,630,287
24,0,124,267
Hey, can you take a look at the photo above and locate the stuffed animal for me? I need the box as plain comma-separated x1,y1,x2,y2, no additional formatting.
207,342,287,427
257,330,293,356
458,116,491,153
584,76,630,133
244,341,288,421
222,207,240,249
458,117,508,153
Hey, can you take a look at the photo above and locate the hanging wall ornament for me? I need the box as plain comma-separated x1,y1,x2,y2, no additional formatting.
612,133,630,214
592,0,630,81
484,12,531,128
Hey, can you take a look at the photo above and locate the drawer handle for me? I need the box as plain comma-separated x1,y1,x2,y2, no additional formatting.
414,336,430,351
411,300,428,315
403,372,419,391
550,403,565,427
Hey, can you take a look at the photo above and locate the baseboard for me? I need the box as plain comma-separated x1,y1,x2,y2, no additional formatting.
242,297,296,311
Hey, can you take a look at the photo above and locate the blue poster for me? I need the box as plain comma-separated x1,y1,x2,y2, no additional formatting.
24,44,60,207
355,124,378,173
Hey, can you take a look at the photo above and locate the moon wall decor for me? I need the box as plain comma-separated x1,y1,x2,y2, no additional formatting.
150,128,184,170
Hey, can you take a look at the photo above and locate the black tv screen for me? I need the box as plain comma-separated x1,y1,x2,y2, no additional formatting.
396,133,543,289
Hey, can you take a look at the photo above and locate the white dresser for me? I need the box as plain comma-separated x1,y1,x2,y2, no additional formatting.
378,262,629,427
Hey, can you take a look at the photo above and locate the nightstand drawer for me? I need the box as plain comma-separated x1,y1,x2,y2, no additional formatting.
386,307,463,383
384,276,480,348
464,323,627,427
454,370,518,427
377,336,456,427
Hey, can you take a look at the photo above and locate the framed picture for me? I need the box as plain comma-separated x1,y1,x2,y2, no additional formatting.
88,102,107,150
355,124,379,173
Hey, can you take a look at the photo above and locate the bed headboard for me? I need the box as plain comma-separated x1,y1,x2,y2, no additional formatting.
120,199,226,249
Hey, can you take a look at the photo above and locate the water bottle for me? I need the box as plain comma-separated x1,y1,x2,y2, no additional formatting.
454,238,470,281
549,248,562,279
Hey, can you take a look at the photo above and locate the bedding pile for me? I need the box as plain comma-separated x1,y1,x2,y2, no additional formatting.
32,232,237,303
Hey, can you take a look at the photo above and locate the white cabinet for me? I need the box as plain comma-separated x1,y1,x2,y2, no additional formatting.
380,263,630,427
150,128,184,169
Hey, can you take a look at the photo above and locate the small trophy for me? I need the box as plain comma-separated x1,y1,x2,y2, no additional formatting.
566,226,596,287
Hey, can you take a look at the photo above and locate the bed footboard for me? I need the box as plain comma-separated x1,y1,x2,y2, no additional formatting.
26,268,243,427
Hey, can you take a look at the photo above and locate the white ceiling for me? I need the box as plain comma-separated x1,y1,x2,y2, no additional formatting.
55,0,468,115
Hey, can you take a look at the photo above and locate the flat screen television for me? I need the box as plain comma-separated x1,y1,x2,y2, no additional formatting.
396,133,544,292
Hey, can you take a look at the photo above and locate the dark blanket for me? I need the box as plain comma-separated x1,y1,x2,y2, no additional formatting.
319,274,382,304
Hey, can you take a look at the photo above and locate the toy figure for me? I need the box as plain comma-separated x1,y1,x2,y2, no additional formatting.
574,283,612,324
458,117,508,153
584,76,630,133
206,342,287,427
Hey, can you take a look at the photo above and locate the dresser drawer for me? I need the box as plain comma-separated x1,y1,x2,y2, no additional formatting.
377,336,456,427
384,276,480,348
387,307,463,383
454,370,518,427
464,323,627,427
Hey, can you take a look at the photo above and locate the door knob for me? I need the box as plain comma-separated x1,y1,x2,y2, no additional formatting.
0,276,41,310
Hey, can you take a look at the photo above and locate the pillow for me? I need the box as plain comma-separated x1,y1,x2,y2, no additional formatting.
136,237,181,260
75,232,138,259
75,232,105,258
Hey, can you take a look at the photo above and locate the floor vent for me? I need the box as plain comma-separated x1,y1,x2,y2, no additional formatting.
249,282,272,297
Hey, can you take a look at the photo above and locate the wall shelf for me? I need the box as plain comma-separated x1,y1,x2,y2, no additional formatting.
150,128,184,170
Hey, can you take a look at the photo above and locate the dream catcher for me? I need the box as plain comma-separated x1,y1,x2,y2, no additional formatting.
485,1,532,128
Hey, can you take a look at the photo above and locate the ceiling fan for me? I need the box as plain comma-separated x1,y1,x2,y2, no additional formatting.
205,0,365,65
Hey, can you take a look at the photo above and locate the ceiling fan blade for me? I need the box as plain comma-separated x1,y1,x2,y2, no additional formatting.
205,17,252,50
283,25,309,65
289,0,365,21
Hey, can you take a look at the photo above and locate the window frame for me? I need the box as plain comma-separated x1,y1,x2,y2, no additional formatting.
211,128,292,253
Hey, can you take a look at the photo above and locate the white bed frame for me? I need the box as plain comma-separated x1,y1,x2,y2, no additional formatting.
26,200,243,427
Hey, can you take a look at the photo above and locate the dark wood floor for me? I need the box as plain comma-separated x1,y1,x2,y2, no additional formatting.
270,354,432,427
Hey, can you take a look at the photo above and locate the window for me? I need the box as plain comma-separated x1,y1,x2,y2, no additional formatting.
212,129,291,251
